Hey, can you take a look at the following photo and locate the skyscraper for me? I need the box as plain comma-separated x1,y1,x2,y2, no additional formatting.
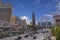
32,11,35,26
0,0,12,22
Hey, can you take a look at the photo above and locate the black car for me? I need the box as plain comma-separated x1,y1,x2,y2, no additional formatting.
33,36,37,39
30,34,33,37
15,36,22,40
24,35,29,38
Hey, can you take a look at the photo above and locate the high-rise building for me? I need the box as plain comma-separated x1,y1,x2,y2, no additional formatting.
32,11,35,26
0,20,12,32
0,0,12,22
11,16,27,29
54,15,60,27
37,22,41,29
10,16,20,25
20,19,27,27
10,16,21,29
41,21,51,28
0,0,2,6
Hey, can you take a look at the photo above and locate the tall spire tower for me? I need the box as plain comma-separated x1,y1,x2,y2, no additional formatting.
32,11,35,26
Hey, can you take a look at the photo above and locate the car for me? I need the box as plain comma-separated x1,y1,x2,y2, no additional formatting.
31,31,38,35
15,36,22,40
46,31,49,33
30,34,33,37
36,32,39,34
24,35,29,38
42,31,45,33
33,36,37,39
0,36,2,39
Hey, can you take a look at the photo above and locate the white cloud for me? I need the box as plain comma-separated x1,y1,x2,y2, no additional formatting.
56,1,60,10
52,0,59,3
41,14,54,23
56,0,59,3
56,1,60,13
20,16,31,25
43,19,51,22
45,14,53,17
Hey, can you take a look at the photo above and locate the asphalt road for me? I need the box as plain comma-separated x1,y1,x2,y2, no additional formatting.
0,29,51,40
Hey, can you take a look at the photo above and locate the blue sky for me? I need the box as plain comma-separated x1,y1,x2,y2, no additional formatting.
2,0,60,24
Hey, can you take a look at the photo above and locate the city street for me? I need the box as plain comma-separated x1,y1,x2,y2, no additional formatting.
0,0,59,40
0,29,52,40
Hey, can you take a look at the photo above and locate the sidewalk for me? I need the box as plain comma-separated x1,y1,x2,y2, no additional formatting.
51,36,56,40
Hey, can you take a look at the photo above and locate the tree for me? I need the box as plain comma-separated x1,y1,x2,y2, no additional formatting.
27,25,37,31
50,27,60,40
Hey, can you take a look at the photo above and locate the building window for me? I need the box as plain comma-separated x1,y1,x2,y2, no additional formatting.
0,24,1,25
3,23,8,26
